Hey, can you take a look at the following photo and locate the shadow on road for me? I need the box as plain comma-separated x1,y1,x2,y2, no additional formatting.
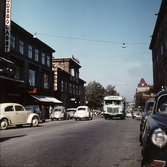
0,134,27,143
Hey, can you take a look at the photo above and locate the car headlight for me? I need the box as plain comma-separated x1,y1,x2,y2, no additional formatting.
151,128,167,148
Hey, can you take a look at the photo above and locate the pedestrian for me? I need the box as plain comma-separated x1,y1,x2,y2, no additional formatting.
49,105,53,117
41,105,46,122
131,108,134,119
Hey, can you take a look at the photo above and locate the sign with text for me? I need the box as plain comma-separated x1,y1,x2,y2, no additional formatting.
5,0,11,52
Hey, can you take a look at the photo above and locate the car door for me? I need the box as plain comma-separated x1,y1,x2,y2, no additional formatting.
4,105,17,124
14,104,27,124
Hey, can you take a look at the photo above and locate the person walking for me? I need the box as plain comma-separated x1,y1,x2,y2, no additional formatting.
131,108,134,119
41,105,46,122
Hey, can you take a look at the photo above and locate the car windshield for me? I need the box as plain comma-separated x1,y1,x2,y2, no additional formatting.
146,102,154,111
54,109,62,112
67,110,75,112
78,108,86,111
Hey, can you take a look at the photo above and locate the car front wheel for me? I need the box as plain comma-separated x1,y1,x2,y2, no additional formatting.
0,119,8,130
31,116,39,127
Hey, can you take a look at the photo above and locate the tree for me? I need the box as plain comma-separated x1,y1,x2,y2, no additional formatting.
85,81,105,110
105,84,119,96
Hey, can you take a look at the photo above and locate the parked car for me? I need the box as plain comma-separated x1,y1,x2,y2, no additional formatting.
141,90,167,167
139,98,154,145
126,109,132,117
25,105,45,122
50,106,69,121
74,106,93,121
133,108,142,119
0,103,39,130
66,108,76,119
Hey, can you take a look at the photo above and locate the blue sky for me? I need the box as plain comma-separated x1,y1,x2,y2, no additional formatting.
11,0,161,101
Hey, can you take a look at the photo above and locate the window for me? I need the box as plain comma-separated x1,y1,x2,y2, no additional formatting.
28,45,33,59
70,68,74,76
156,54,159,63
15,105,24,111
5,105,14,112
44,73,49,89
42,53,45,65
65,82,68,93
61,80,64,92
10,35,15,49
35,49,39,62
29,69,36,86
19,40,24,55
15,67,21,80
69,83,72,93
73,85,75,94
76,85,78,95
46,56,50,67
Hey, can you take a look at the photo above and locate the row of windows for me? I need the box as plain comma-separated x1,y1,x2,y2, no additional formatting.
61,80,81,95
10,35,51,67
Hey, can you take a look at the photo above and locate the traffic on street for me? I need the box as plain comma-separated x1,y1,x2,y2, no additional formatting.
0,116,142,167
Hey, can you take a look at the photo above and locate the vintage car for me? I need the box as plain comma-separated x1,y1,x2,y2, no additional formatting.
74,106,93,121
50,106,69,121
141,90,167,167
66,108,76,119
139,98,155,145
24,105,45,122
0,103,39,130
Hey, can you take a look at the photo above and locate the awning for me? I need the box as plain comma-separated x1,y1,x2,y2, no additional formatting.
31,95,62,103
0,56,15,65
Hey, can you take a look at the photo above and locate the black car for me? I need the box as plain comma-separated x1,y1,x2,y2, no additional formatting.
141,90,167,167
25,105,45,122
139,98,155,145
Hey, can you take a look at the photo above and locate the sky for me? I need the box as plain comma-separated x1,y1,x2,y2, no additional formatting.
11,0,162,102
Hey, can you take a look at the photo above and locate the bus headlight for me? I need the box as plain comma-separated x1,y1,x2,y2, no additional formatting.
151,128,167,148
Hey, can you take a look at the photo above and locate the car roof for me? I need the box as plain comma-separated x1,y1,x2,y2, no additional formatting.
25,105,39,108
0,103,24,110
67,108,76,110
53,106,65,109
77,106,89,109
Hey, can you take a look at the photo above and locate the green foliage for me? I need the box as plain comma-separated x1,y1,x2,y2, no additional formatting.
85,82,119,110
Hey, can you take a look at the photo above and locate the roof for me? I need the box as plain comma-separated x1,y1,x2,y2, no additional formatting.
11,21,55,53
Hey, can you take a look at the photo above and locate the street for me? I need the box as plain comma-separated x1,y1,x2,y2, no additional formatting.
0,117,142,167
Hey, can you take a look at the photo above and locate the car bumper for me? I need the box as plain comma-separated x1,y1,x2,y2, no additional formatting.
144,160,167,167
142,145,167,167
104,114,124,117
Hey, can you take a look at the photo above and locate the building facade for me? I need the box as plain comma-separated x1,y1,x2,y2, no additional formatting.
0,0,57,119
52,57,86,108
149,0,167,93
136,78,153,93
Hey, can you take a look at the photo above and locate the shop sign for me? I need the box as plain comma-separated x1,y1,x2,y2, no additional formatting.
5,0,11,52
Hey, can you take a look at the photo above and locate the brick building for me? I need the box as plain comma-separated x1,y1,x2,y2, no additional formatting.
52,56,86,108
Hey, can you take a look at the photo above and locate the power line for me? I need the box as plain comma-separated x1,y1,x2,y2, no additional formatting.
36,32,149,45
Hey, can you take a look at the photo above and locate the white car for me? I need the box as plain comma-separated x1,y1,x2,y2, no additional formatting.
50,106,69,121
74,106,93,121
0,103,39,130
67,108,76,119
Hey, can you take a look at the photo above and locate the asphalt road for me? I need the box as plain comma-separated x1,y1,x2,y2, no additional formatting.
0,117,142,167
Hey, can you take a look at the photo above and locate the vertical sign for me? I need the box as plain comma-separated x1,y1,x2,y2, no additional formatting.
5,0,11,52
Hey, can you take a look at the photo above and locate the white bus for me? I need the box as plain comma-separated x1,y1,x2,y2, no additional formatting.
103,95,126,120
